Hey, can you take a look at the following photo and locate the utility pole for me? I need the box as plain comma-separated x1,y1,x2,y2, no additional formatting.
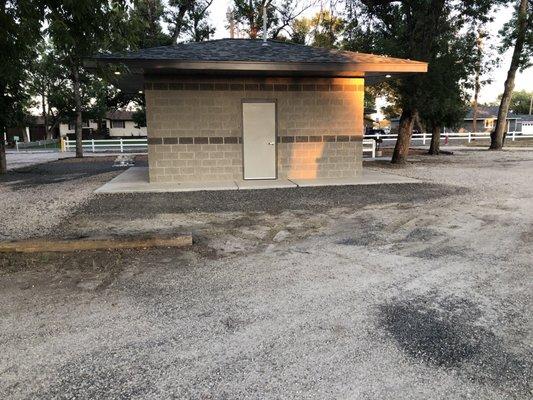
262,1,270,46
227,8,235,38
529,94,532,115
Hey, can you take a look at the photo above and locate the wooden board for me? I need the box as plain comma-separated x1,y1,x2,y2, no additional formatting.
0,234,192,253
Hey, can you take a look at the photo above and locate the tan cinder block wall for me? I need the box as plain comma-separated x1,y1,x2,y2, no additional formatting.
145,76,364,182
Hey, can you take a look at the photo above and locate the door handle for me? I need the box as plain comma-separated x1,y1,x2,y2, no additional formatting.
268,142,275,145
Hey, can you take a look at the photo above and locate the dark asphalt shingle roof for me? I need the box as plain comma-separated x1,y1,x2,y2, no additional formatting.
464,106,519,119
105,110,134,120
515,114,533,122
96,38,425,66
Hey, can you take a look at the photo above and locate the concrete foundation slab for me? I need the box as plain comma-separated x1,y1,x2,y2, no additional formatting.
95,167,239,193
96,167,421,193
235,179,297,190
290,170,419,187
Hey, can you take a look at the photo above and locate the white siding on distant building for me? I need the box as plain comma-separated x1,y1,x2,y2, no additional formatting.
59,120,98,137
522,121,533,135
108,120,147,137
58,119,147,137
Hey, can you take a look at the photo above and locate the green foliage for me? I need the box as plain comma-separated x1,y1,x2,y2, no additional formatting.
290,17,311,44
132,107,147,128
310,10,344,48
0,0,45,131
417,15,477,130
130,0,172,48
230,1,317,41
27,43,69,129
183,0,216,42
232,0,278,38
345,0,505,130
500,90,533,114
44,1,135,123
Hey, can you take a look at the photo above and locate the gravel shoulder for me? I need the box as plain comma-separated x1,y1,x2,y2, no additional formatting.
0,156,146,240
0,150,532,399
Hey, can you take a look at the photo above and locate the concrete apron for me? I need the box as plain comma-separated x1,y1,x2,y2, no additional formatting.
95,167,421,193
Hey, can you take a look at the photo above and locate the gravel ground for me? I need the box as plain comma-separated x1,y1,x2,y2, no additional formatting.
0,156,146,240
5,151,69,170
0,149,532,399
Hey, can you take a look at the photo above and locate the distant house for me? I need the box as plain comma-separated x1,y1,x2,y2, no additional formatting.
389,105,522,134
461,106,520,134
59,110,146,139
6,116,60,143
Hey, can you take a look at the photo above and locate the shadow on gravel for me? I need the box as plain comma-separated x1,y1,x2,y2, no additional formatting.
0,157,147,190
379,295,532,395
78,183,461,216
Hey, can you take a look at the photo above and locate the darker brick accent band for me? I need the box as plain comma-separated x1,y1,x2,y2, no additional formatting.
145,82,363,92
149,135,361,146
193,137,209,144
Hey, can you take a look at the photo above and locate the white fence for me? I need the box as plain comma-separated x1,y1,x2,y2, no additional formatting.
63,138,148,153
60,131,531,156
362,139,376,158
366,131,531,144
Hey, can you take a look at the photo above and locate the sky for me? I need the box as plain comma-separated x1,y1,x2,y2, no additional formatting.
206,0,532,104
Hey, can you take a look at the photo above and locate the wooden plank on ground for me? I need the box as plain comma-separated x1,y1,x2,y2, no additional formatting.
0,234,192,253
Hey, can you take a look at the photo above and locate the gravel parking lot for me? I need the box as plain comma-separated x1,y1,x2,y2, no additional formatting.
0,150,532,399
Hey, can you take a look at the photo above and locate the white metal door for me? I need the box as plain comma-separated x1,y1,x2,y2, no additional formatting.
242,102,276,180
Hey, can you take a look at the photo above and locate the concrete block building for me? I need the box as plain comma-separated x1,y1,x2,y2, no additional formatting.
94,39,426,184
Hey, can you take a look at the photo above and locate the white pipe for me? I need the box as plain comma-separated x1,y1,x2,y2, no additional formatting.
262,1,269,45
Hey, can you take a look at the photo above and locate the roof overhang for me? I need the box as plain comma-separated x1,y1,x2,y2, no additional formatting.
88,58,427,74
85,58,427,93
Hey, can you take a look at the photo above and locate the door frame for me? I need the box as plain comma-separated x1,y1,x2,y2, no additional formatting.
241,99,278,180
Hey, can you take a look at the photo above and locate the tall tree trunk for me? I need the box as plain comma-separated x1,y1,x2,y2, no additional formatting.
171,0,193,43
472,28,483,133
472,72,480,133
71,66,83,158
428,124,441,155
490,0,529,150
41,93,52,140
0,131,6,174
391,108,417,164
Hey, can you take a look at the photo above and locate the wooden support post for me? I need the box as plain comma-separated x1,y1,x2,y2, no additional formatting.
0,234,192,253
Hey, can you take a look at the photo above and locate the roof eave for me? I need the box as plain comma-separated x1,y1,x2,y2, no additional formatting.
89,58,428,74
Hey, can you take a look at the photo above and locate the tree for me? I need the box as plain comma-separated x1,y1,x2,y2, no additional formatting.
231,0,316,40
310,9,345,48
45,0,131,158
497,90,533,114
27,43,70,140
290,17,311,44
417,12,476,154
270,0,317,39
183,0,215,42
232,0,278,39
130,0,172,48
490,0,532,149
0,0,44,174
166,0,195,42
471,29,498,133
350,0,498,164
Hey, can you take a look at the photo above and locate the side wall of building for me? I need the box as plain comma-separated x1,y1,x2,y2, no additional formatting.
145,76,364,183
